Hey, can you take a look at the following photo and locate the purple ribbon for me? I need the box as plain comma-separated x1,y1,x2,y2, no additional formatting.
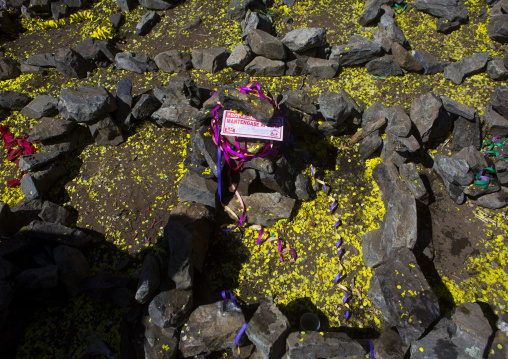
330,200,337,214
221,290,237,306
336,238,342,248
343,292,349,304
345,309,351,320
311,165,315,177
234,322,248,358
333,271,342,283
368,340,374,359
337,248,343,257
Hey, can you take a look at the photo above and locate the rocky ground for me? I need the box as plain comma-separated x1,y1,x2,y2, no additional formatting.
0,0,508,358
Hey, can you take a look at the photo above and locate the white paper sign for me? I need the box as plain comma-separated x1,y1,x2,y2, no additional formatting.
220,110,284,141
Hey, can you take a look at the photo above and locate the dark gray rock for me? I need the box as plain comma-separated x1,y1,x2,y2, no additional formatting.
63,0,84,8
359,0,382,26
139,0,176,10
487,15,508,43
413,50,447,75
179,301,246,357
178,170,218,208
306,58,339,79
241,11,271,39
498,313,508,336
136,11,160,35
286,332,366,359
116,0,134,12
226,192,295,227
235,168,257,196
115,78,132,126
135,253,160,304
358,131,383,159
246,29,286,60
54,47,90,79
245,297,290,359
444,51,490,84
24,53,55,67
59,86,117,123
75,37,115,66
413,0,468,22
362,228,384,268
0,257,13,280
227,44,255,71
281,27,327,52
143,322,178,359
165,74,201,108
259,157,295,196
20,161,67,199
329,35,384,66
243,156,276,174
0,202,18,238
0,10,12,33
490,86,508,118
381,188,417,249
282,90,317,115
28,0,50,14
80,272,134,307
372,160,405,205
39,201,73,226
131,94,161,120
368,247,440,344
463,177,501,198
487,56,508,81
109,12,122,28
193,126,223,178
489,331,508,359
505,46,508,69
490,0,508,17
20,63,45,74
495,159,508,186
386,105,411,137
451,115,481,151
19,147,68,172
152,104,199,129
374,14,408,50
115,52,158,73
391,43,422,74
184,142,214,179
366,55,403,77
227,0,262,21
21,95,58,119
192,47,230,73
476,188,508,209
484,104,508,136
454,145,488,173
53,244,90,296
410,302,492,359
154,50,192,73
88,114,125,146
294,173,312,200
373,328,408,359
15,265,58,289
440,95,476,120
0,91,32,111
285,57,308,76
352,111,386,145
218,87,275,125
399,163,428,202
410,92,452,142
434,154,474,186
244,56,285,76
28,117,75,142
319,90,362,127
0,57,20,81
149,289,193,328
23,220,92,248
436,18,461,33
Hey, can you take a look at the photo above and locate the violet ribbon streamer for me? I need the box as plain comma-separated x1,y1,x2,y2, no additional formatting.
368,340,374,359
234,322,248,359
333,271,342,284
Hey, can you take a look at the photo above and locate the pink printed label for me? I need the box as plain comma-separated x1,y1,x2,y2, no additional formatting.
220,110,284,141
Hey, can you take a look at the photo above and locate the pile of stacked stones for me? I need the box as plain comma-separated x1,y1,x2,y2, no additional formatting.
1,0,508,358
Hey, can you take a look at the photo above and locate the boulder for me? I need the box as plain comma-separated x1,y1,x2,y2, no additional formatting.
20,161,67,199
20,64,45,74
241,11,271,39
453,145,488,173
28,117,76,142
487,56,508,81
358,131,383,159
131,94,161,120
413,0,468,22
413,50,447,75
451,115,481,151
246,29,286,60
88,114,125,146
329,35,384,66
179,301,245,357
192,47,230,73
115,78,133,126
484,105,508,136
489,331,508,359
476,188,508,209
368,247,440,344
143,322,179,359
39,201,73,226
24,53,55,67
115,0,134,12
178,170,218,208
164,74,201,108
115,52,158,73
436,18,461,33
285,57,308,76
0,57,20,81
245,297,290,359
286,332,366,359
373,328,408,359
193,126,224,178
54,47,91,78
444,51,490,84
136,11,160,35
306,58,339,79
152,104,199,129
59,86,117,123
53,245,90,296
15,265,59,289
109,12,122,28
366,55,403,77
227,0,263,21
23,220,92,248
372,160,405,205
399,163,428,202
0,91,32,111
75,37,115,66
281,28,327,52
410,302,492,359
227,43,255,71
259,157,295,196
373,14,408,50
410,92,452,142
490,86,508,119
0,202,18,238
433,154,474,186
154,50,192,73
21,95,58,119
139,0,176,10
391,42,423,72
318,90,361,126
487,15,508,43
148,289,193,328
440,95,476,120
18,146,69,172
359,0,383,26
244,56,285,76
226,192,295,226
135,253,160,304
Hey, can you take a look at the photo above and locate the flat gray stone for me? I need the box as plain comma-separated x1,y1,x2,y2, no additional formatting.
28,117,76,142
286,332,366,359
54,244,90,296
329,35,384,66
191,47,230,73
306,57,339,79
154,50,192,73
444,51,490,85
115,52,158,73
148,289,193,329
178,170,218,208
227,43,255,71
281,27,327,52
440,95,475,120
152,104,198,129
244,56,285,76
246,29,286,60
135,253,160,304
21,95,58,119
413,0,468,22
59,85,117,123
